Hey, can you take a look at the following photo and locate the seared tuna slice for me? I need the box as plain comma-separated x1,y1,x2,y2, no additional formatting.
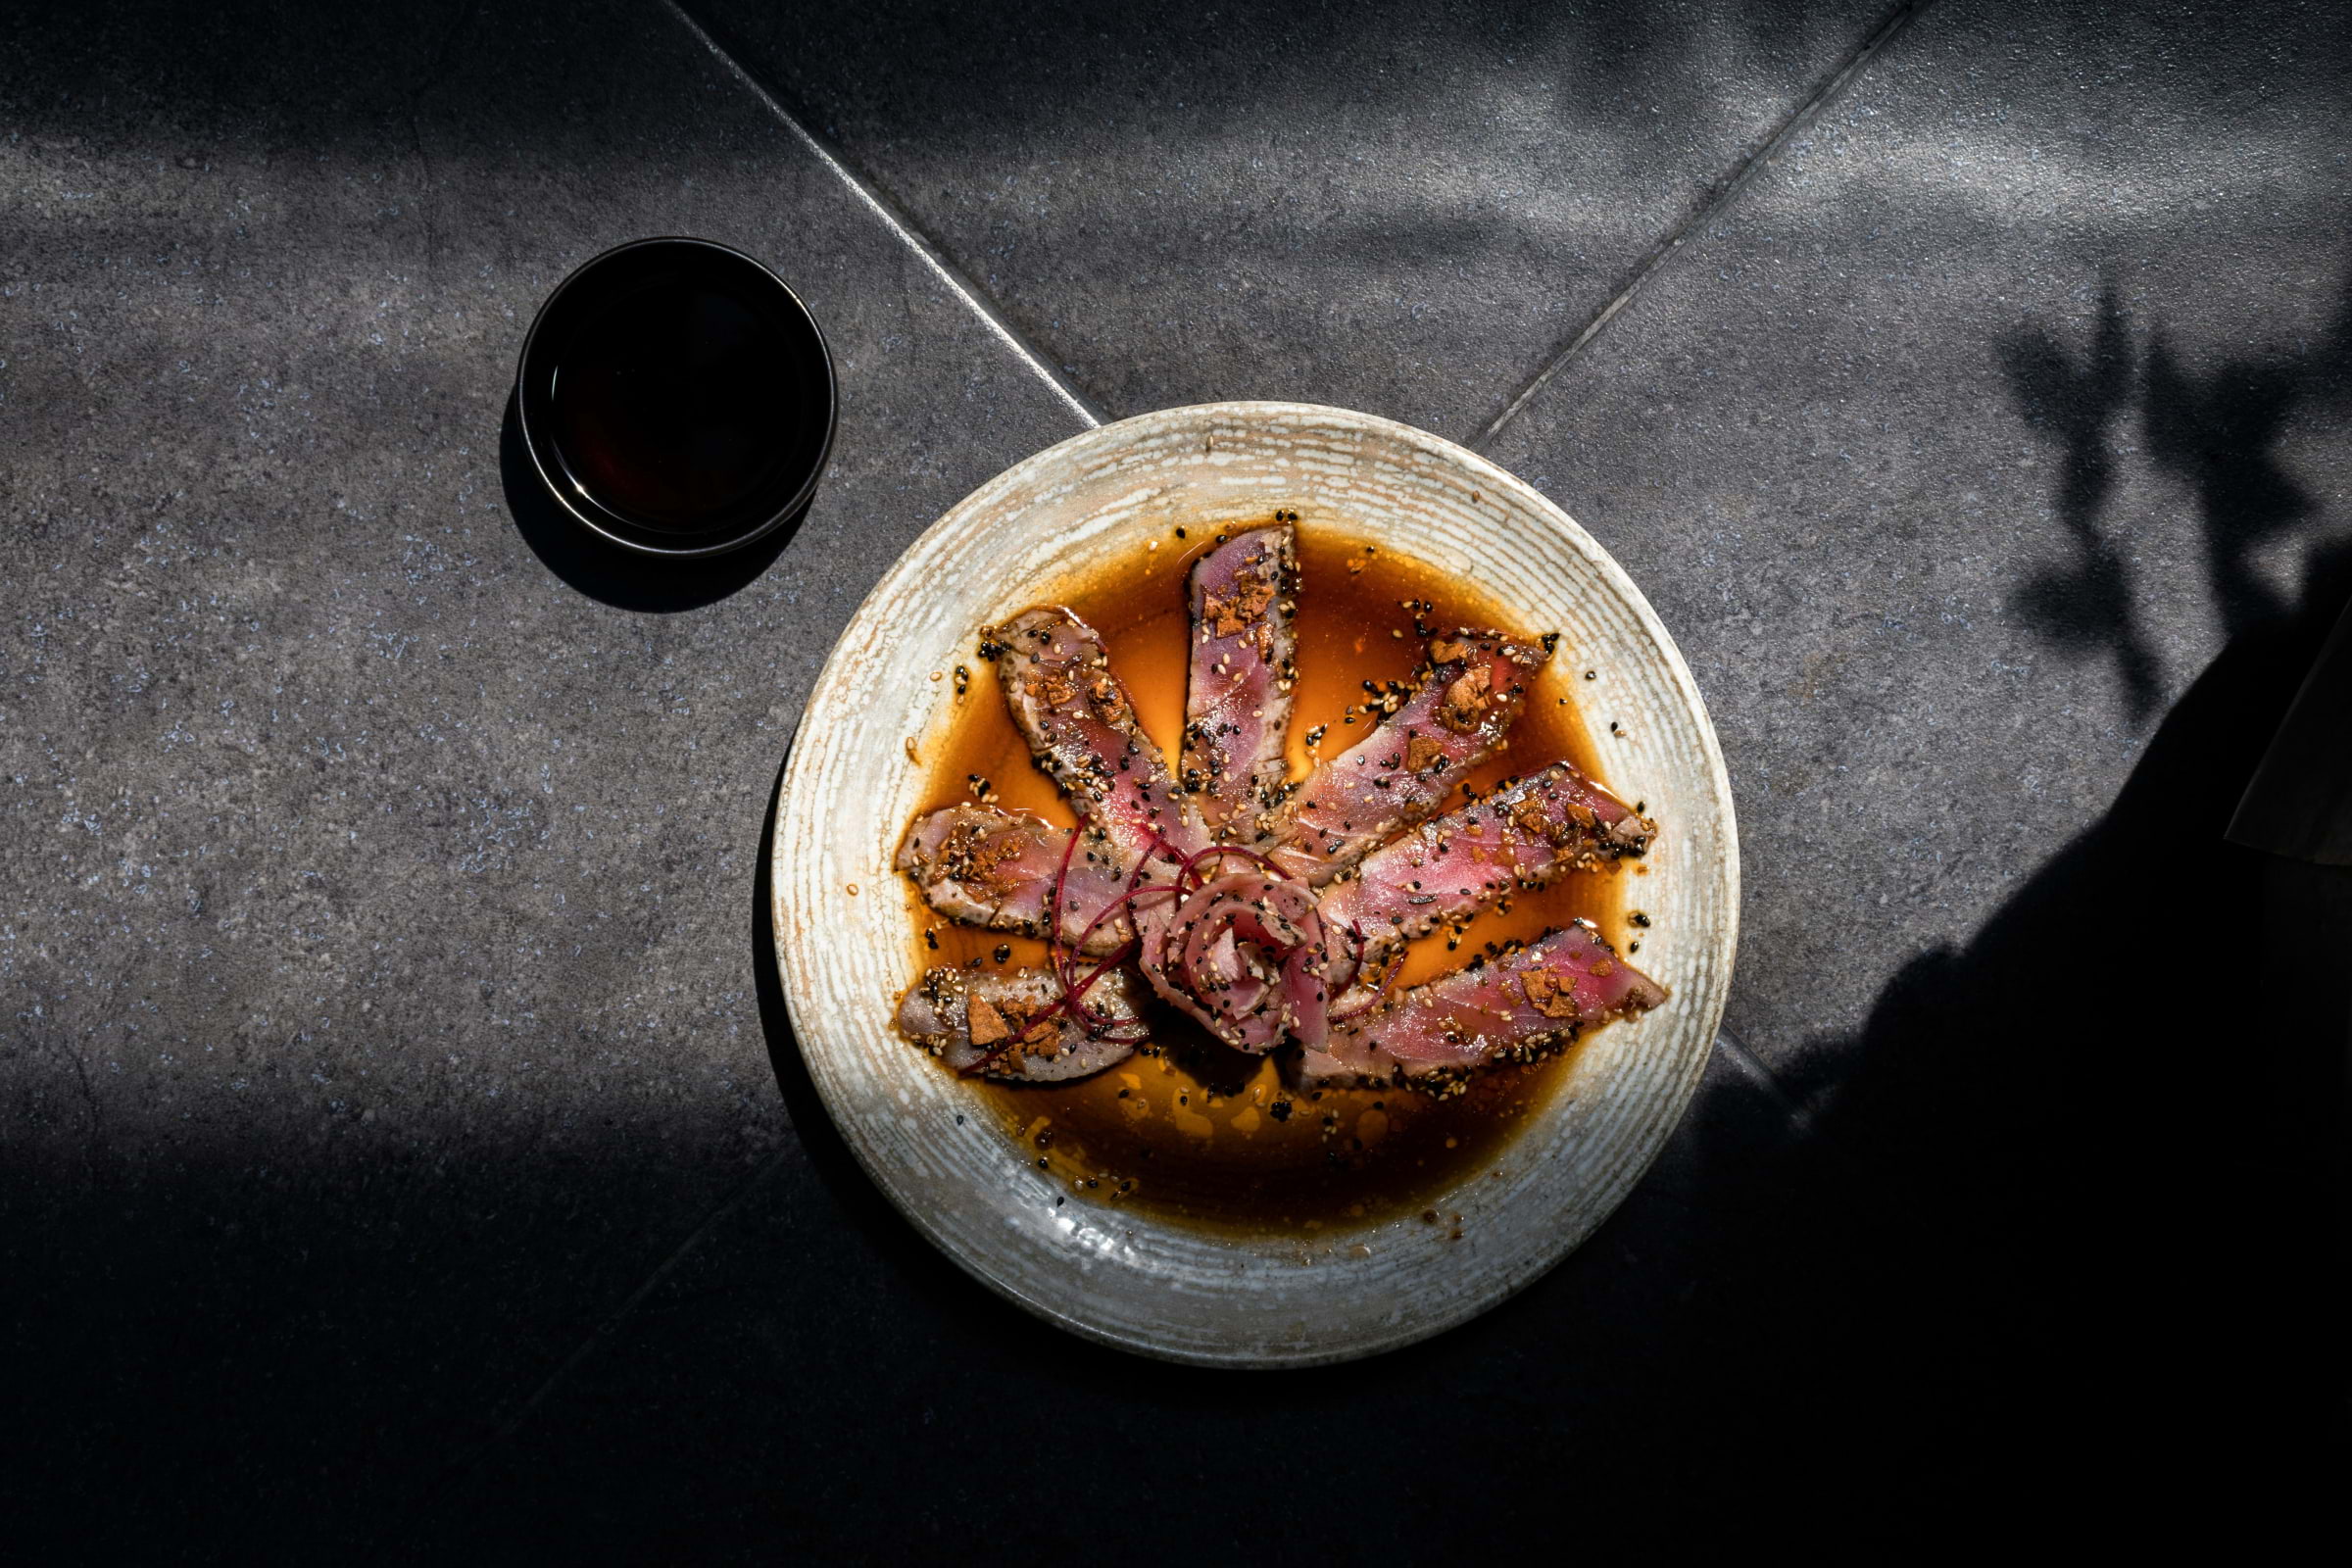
897,805,1138,955
895,964,1148,1083
988,607,1207,864
1300,922,1663,1086
1266,630,1546,882
1180,524,1298,836
1316,761,1653,971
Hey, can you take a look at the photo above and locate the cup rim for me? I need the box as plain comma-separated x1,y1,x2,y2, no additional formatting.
514,235,838,559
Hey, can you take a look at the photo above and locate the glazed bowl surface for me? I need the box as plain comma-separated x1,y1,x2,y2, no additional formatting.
772,402,1738,1366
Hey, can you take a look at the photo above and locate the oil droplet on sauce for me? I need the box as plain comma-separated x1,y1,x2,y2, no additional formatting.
906,522,1635,1236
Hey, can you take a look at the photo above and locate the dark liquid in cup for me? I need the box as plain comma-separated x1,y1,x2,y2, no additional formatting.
547,275,813,531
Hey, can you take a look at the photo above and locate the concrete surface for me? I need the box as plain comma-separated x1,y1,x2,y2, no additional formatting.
4,0,2342,1554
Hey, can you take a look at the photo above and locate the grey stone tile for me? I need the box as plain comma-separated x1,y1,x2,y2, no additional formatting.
10,0,2340,1548
1,0,1082,1542
1483,0,2352,1084
692,0,1891,438
1477,10,2349,1506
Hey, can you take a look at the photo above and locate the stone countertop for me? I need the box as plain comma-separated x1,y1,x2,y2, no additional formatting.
6,0,2344,1552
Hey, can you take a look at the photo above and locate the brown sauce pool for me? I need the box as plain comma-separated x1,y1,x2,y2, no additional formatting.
904,520,1647,1236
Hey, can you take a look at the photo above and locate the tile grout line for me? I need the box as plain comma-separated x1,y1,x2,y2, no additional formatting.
658,0,1108,431
439,1148,791,1480
1469,0,1935,455
450,1,1110,1472
1714,1027,1814,1138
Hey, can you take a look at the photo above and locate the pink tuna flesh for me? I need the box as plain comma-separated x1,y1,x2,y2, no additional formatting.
988,606,1207,866
896,805,1141,955
1179,524,1298,837
1316,760,1654,976
1300,922,1665,1086
1266,629,1546,883
895,963,1148,1083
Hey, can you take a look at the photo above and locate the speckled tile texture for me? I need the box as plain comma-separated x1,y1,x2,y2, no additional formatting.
2,0,1083,1541
692,0,1889,439
1482,0,2352,1082
4,0,2342,1552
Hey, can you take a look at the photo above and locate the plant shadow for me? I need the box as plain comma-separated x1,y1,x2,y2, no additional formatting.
737,265,2352,1533
1731,263,2352,1522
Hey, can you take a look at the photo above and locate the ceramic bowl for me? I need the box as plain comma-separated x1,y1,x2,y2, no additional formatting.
771,402,1738,1366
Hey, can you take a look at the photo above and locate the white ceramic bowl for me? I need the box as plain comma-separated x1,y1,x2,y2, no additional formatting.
772,403,1738,1366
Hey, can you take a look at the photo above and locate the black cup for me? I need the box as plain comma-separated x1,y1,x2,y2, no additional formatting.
514,237,836,559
